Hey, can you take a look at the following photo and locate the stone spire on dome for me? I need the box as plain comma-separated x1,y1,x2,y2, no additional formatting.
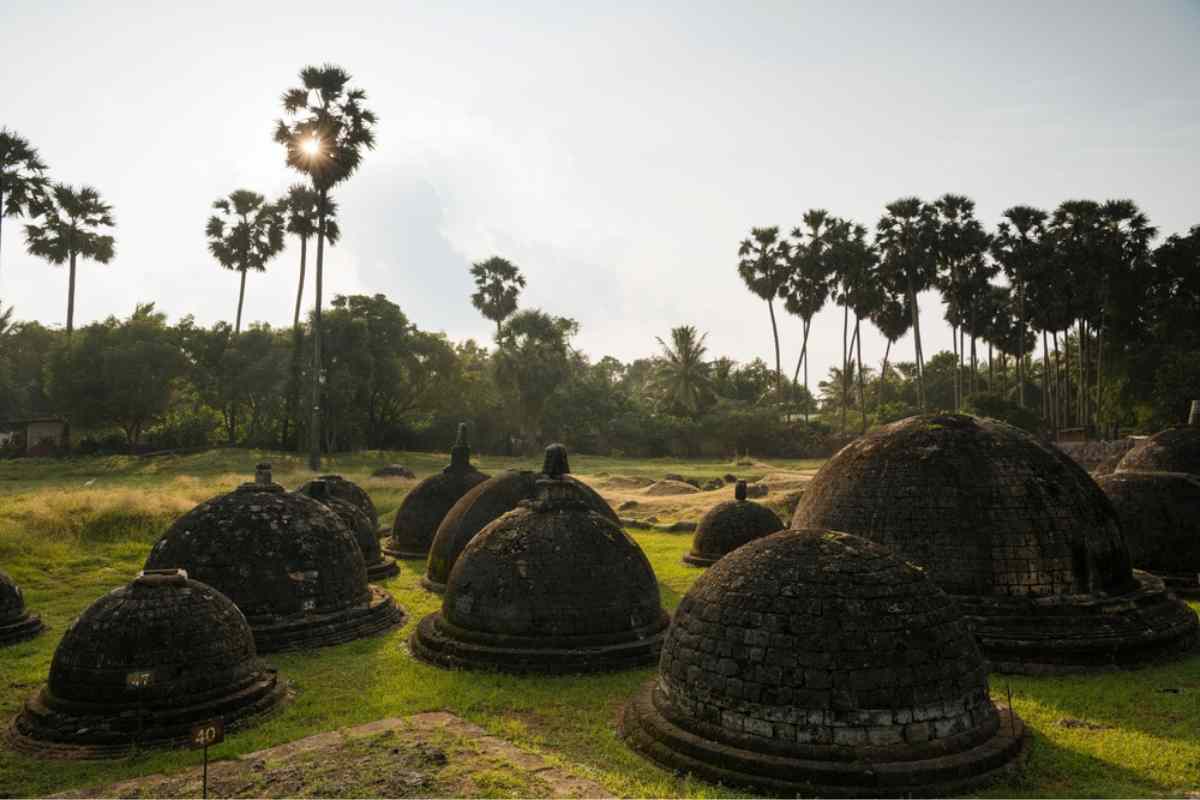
446,422,473,472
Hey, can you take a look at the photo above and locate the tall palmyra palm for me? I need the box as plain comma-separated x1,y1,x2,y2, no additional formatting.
1,128,50,280
781,210,834,417
876,197,937,409
932,194,990,409
283,184,340,330
24,184,115,339
470,256,527,336
737,226,788,401
993,205,1050,409
275,63,376,469
206,190,285,335
868,287,912,408
828,219,880,433
652,325,714,417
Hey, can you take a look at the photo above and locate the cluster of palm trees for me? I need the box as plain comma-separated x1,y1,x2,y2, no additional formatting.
738,195,1157,435
1,128,116,340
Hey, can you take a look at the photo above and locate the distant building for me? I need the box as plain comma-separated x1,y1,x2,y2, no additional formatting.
0,417,67,456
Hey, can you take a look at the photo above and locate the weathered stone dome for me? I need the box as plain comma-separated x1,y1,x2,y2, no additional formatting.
145,467,403,652
297,474,379,530
0,568,44,647
683,480,783,567
1116,426,1200,475
412,471,669,673
792,414,1197,673
621,529,1027,797
423,444,618,593
386,424,488,559
297,478,398,582
10,570,285,758
1098,471,1200,597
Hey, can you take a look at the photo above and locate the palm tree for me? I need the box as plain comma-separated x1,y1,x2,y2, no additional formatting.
737,226,788,401
932,194,990,410
24,184,115,339
275,63,377,470
868,287,911,410
1,128,50,279
993,206,1050,409
0,298,13,336
651,325,713,417
781,210,834,418
470,256,526,336
283,184,340,330
828,219,880,433
205,190,285,335
1047,200,1103,429
876,198,937,409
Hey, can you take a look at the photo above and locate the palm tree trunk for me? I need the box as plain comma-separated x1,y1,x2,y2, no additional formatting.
1096,313,1105,438
308,193,327,471
1017,279,1026,408
66,251,77,340
293,236,308,329
792,318,811,422
879,339,892,410
1041,330,1050,427
951,324,959,411
767,299,782,402
235,269,247,335
906,272,925,410
0,187,5,280
855,316,866,433
988,341,993,387
841,303,849,433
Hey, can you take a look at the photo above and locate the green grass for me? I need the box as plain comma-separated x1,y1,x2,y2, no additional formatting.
0,449,1198,797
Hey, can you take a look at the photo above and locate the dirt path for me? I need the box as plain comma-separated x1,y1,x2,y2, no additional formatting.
54,713,611,799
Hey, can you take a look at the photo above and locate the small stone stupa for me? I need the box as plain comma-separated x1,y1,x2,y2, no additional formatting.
386,424,488,559
298,478,399,582
792,414,1197,673
145,463,404,653
683,480,783,567
296,474,379,531
1097,471,1200,597
0,568,44,647
423,444,618,593
411,456,669,673
621,529,1028,797
10,569,286,758
1115,422,1200,476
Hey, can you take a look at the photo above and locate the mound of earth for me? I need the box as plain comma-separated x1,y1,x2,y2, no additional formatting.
372,464,416,479
643,480,700,496
599,475,655,490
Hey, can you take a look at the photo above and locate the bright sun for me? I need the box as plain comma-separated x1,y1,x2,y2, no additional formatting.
301,137,321,156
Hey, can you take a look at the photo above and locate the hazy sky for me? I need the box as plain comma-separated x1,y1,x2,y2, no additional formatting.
3,0,1198,389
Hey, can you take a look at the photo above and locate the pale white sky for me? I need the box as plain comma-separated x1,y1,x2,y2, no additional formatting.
2,1,1198,388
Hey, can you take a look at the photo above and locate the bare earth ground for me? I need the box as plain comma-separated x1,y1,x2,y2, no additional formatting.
54,713,610,800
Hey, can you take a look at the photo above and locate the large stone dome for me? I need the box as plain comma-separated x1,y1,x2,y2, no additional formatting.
411,471,668,673
386,424,488,559
621,529,1027,797
297,478,398,582
1098,471,1200,597
145,466,403,652
1116,426,1200,475
0,568,44,647
297,474,379,530
792,414,1197,673
683,480,783,567
10,570,285,758
423,444,617,593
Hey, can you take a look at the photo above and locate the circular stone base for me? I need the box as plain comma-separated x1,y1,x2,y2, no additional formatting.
620,681,1028,798
962,572,1198,674
410,610,669,674
8,669,287,760
1156,572,1200,599
0,613,45,647
419,576,446,595
681,552,719,568
251,586,405,654
366,556,400,582
382,544,429,560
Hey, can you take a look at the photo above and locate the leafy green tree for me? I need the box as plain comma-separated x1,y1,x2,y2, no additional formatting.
737,226,788,400
205,189,285,334
493,309,578,443
651,325,714,417
49,303,187,446
275,63,377,469
24,184,115,339
875,198,937,409
0,128,49,279
470,256,526,336
782,210,834,415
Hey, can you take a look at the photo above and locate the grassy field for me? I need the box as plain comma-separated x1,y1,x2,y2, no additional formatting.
0,449,1198,798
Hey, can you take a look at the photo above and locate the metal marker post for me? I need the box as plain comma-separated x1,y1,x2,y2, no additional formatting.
203,740,208,800
1006,683,1014,736
191,719,225,799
